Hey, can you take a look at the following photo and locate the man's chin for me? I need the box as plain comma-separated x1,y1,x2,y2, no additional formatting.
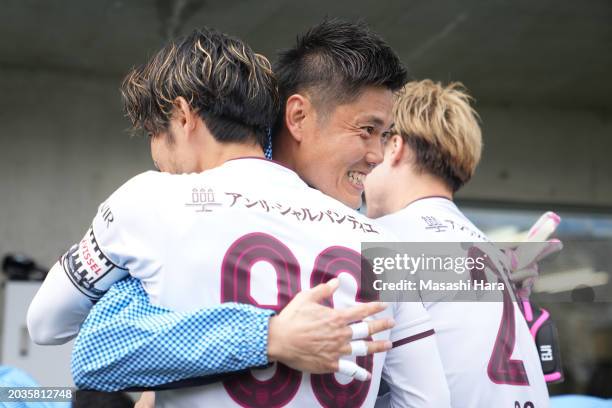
341,194,362,210
321,186,361,209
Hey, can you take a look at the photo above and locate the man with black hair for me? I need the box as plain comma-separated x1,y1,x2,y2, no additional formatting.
273,19,407,209
29,21,451,408
72,390,133,408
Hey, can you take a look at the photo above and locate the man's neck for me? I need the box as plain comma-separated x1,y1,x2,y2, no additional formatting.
271,129,297,171
390,170,453,213
196,142,264,172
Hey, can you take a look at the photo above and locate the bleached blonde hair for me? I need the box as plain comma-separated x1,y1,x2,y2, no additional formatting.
393,80,482,191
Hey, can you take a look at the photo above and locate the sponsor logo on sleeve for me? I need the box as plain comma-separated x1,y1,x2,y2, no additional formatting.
61,226,127,300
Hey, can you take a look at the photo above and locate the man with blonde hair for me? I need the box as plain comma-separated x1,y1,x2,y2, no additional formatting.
365,80,481,216
365,80,550,407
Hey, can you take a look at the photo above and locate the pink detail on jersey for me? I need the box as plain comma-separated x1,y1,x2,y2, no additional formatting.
523,301,534,322
227,156,269,162
221,232,302,408
544,372,562,382
310,246,374,408
221,233,300,311
469,245,530,386
392,329,435,348
221,235,380,407
487,287,529,386
529,308,550,338
310,245,377,303
247,256,284,308
469,259,487,284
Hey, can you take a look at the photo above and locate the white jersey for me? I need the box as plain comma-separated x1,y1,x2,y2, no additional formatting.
376,197,550,408
64,158,436,408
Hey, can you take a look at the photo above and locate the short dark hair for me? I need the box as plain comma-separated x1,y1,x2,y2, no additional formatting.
121,27,279,148
274,19,407,124
72,390,133,408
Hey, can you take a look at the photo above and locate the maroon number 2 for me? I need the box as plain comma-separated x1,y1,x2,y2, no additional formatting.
221,233,374,407
469,246,529,386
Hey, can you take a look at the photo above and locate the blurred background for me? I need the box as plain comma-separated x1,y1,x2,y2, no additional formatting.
0,0,610,398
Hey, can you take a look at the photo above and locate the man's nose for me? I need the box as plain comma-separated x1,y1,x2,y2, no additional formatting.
365,137,384,167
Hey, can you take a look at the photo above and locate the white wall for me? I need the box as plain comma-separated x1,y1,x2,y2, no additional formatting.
1,71,611,268
0,69,150,267
461,105,612,206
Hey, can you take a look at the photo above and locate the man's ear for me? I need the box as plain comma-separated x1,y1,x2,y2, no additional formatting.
172,97,198,135
284,94,311,142
387,134,407,166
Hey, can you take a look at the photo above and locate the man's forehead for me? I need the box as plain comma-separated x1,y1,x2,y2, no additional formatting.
356,113,392,127
339,88,394,123
342,107,394,131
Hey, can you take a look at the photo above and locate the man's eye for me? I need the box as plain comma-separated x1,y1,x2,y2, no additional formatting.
361,126,375,135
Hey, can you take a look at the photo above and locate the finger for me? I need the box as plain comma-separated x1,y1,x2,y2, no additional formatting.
511,242,551,270
305,278,339,303
509,264,538,282
512,239,563,272
340,339,392,356
512,212,561,270
533,239,563,263
367,317,395,336
338,301,387,323
350,340,368,356
350,318,395,339
526,211,561,241
337,360,371,381
350,321,369,339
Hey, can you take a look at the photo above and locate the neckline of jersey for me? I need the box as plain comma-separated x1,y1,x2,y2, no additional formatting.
222,156,307,185
404,195,454,209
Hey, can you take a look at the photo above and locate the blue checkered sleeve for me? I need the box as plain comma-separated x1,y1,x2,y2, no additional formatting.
71,277,274,392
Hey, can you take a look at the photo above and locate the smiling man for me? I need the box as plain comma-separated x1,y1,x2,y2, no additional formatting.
272,21,401,208
28,21,450,408
273,83,392,207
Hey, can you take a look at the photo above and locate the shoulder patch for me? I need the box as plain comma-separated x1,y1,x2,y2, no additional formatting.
61,226,128,300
